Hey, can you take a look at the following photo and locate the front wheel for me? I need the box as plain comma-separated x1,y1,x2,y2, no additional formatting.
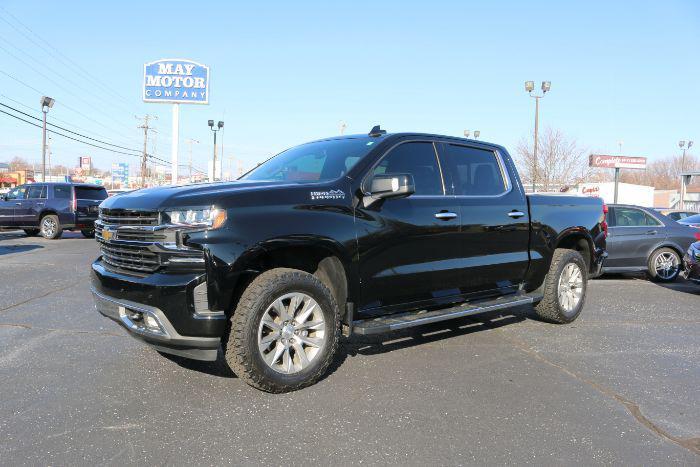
223,268,340,393
534,248,588,324
646,247,680,282
40,215,63,239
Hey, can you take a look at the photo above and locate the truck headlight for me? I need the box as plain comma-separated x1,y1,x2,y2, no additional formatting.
164,208,227,229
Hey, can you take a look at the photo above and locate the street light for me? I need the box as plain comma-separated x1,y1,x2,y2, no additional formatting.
463,130,470,138
40,96,55,182
524,80,550,192
679,140,694,209
464,130,480,139
208,120,224,181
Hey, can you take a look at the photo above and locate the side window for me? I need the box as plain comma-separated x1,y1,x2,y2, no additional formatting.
27,185,47,199
54,185,72,199
443,144,506,196
373,142,443,195
5,186,27,200
612,207,661,227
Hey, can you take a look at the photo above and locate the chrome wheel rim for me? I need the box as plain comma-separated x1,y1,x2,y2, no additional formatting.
654,252,678,279
257,292,326,374
42,217,56,237
558,263,583,314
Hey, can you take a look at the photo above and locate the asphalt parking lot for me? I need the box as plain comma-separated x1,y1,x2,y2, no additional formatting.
0,231,698,465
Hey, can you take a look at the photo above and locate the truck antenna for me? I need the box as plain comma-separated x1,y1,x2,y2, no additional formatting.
368,125,386,137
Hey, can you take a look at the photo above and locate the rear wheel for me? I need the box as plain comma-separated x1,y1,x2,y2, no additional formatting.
81,229,95,238
534,248,587,324
647,247,680,282
223,268,340,393
39,214,62,240
23,229,40,237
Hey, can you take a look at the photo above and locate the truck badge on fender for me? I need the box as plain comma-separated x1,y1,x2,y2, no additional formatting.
310,189,345,200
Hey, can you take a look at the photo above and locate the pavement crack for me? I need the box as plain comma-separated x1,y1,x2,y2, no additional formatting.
497,330,700,456
0,281,82,314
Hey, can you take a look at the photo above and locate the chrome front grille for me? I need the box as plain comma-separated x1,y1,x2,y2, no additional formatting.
99,208,159,226
100,242,160,272
97,208,204,275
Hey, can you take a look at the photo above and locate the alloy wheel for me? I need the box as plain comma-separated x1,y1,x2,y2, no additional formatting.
557,263,583,314
257,292,326,374
654,252,679,280
42,217,56,237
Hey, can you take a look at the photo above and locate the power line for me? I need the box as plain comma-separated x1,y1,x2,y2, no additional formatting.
0,107,170,165
0,69,142,145
0,102,141,154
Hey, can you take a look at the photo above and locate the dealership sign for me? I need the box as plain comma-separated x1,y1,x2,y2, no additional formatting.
143,59,209,104
589,154,647,170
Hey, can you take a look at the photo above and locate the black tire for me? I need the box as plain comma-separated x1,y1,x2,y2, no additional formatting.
646,247,681,283
534,248,588,324
39,214,63,239
223,268,340,393
81,229,95,238
23,229,40,237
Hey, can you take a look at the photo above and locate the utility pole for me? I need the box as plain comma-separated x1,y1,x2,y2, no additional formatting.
185,139,199,183
524,81,551,192
137,115,157,188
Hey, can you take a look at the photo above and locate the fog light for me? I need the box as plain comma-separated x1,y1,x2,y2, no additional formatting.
144,313,161,331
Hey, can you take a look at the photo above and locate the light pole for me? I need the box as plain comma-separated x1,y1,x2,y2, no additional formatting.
185,138,199,183
40,96,55,182
679,140,694,209
464,130,481,140
525,80,550,192
208,120,223,181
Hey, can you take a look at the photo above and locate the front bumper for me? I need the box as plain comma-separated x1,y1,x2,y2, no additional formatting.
91,259,227,361
680,247,700,284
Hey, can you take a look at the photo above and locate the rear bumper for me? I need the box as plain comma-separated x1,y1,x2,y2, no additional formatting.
91,259,227,361
590,248,607,278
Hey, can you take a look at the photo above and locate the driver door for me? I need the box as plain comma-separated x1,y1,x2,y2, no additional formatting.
0,186,26,227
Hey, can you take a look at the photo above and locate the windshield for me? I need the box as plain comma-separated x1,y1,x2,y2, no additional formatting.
680,214,700,224
241,137,378,182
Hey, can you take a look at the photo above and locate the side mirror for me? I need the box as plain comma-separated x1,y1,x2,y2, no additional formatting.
364,173,415,207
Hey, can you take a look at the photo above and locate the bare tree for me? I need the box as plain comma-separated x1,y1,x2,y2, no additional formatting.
8,156,31,171
515,127,593,191
619,153,699,190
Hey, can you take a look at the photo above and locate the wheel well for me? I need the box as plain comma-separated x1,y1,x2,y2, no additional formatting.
556,234,592,272
231,246,349,317
649,245,683,262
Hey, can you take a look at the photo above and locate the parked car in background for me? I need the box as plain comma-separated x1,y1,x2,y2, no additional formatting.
681,241,700,284
602,204,700,282
0,182,108,239
678,213,700,229
655,209,698,222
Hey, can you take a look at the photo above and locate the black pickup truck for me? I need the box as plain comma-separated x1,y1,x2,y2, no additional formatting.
91,128,607,392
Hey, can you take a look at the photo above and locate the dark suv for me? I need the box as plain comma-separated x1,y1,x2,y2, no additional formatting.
0,182,108,239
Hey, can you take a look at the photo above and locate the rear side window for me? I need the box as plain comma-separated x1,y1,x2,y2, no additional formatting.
443,145,507,196
373,142,443,195
54,185,72,199
75,187,108,200
27,185,47,199
611,207,662,227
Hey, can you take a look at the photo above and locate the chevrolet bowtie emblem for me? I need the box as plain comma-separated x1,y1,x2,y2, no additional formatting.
102,229,113,241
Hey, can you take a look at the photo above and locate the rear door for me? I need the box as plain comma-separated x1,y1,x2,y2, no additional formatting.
438,143,530,296
606,206,664,268
22,184,47,226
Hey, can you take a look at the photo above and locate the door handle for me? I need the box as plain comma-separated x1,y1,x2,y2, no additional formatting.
507,210,526,218
434,211,458,220
36,202,44,206
15,202,22,206
646,230,658,235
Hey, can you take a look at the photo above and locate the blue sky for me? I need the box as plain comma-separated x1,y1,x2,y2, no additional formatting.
0,0,698,175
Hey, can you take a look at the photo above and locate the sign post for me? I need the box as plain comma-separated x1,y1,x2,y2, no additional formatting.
589,155,647,204
143,59,210,185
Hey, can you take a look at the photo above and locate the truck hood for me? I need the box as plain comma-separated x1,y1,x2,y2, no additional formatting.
100,180,292,210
